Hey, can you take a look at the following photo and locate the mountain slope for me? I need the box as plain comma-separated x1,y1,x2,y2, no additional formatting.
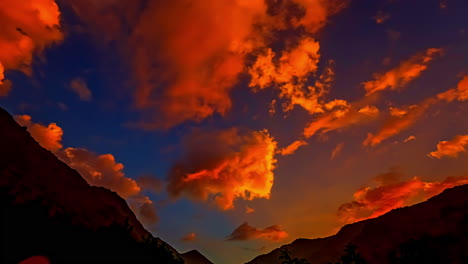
247,184,468,264
0,106,183,263
182,250,214,264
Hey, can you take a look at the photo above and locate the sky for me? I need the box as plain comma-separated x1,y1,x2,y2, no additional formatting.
1,0,468,263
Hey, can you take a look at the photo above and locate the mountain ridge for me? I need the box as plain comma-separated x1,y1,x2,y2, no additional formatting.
0,106,183,263
247,184,468,264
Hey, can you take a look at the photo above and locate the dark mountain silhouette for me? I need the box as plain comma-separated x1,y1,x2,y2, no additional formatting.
247,184,468,264
0,106,184,263
182,250,214,264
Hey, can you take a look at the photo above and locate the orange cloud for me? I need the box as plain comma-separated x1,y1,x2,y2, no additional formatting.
14,115,63,152
56,148,159,225
279,140,308,156
437,75,468,102
0,0,63,95
0,62,12,96
363,48,442,95
57,148,141,198
246,206,255,214
337,168,468,224
249,37,336,115
182,232,197,242
363,99,436,147
403,135,416,143
303,102,379,138
330,143,345,160
15,114,158,225
69,77,92,101
167,128,277,210
227,222,288,242
373,11,390,24
69,0,349,128
428,135,468,159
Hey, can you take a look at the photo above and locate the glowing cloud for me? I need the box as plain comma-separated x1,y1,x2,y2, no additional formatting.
226,222,288,242
57,148,141,198
363,48,442,95
337,168,468,224
246,206,255,214
182,232,197,242
15,114,158,225
69,0,349,128
0,0,63,95
14,115,63,152
279,140,308,156
364,99,436,147
167,128,277,210
69,77,92,101
303,103,379,138
428,135,468,159
330,143,345,160
403,135,416,143
437,75,468,102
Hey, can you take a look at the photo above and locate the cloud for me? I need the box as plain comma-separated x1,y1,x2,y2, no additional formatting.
330,143,345,160
249,38,336,115
14,115,63,152
363,99,436,147
226,222,288,242
136,174,164,194
403,135,416,143
246,206,255,214
68,0,349,128
437,75,468,102
0,0,63,94
181,232,197,242
57,148,141,197
373,11,390,24
365,75,468,147
167,128,277,210
303,102,379,138
337,168,468,224
363,48,442,95
0,63,12,96
15,114,158,225
279,140,308,156
69,77,92,101
428,135,468,159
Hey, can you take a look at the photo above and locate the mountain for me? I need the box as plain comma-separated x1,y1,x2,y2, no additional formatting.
182,250,214,264
0,106,183,263
247,184,468,264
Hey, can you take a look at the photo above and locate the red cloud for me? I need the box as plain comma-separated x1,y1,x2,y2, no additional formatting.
437,75,468,102
167,128,277,210
428,135,468,159
14,115,63,152
279,140,308,156
69,77,92,101
15,114,158,225
363,99,436,147
337,168,468,224
68,0,349,128
0,0,63,95
363,48,442,95
181,232,197,242
227,222,288,242
303,101,379,138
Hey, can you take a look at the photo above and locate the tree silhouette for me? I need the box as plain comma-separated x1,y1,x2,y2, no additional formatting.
279,248,310,264
333,244,367,264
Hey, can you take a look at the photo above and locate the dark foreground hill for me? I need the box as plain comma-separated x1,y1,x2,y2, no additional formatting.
0,106,185,263
247,184,468,264
182,250,214,264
